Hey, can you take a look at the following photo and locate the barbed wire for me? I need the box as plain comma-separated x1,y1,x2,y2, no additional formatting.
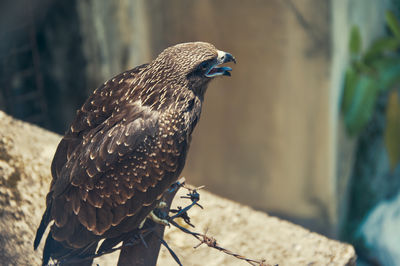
54,180,273,266
166,184,272,266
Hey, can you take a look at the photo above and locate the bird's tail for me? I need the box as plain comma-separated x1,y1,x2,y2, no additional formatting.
34,204,51,250
42,232,97,266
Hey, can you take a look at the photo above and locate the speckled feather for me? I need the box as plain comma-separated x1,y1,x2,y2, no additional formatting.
34,42,233,265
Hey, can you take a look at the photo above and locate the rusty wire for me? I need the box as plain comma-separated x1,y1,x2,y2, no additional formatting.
55,181,272,266
168,184,271,266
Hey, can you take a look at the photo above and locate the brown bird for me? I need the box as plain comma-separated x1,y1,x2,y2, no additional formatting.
34,42,235,265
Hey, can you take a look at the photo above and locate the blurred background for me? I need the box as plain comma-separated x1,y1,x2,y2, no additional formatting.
1,0,400,264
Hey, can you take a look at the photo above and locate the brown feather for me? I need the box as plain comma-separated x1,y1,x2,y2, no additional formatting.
77,202,96,231
68,223,97,248
69,188,81,215
134,180,147,192
126,192,145,215
52,197,70,227
111,204,128,226
95,204,112,235
87,190,104,208
79,187,89,201
52,216,75,241
111,191,125,205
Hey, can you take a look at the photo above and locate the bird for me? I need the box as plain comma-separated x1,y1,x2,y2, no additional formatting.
33,42,235,265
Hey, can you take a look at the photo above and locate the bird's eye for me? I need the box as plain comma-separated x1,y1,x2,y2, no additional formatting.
198,61,209,71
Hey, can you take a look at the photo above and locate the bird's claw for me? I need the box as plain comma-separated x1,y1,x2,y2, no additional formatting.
148,211,170,227
156,201,167,209
139,202,170,229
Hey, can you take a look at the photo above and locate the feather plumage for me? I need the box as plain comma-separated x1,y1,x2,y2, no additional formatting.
34,42,235,265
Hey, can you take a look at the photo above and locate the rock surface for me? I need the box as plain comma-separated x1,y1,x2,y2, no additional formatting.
0,111,59,265
0,111,356,265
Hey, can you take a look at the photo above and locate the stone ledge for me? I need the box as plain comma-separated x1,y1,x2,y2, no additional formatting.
0,111,356,265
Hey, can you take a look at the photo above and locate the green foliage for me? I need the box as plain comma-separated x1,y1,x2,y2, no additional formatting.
386,11,400,39
344,74,378,135
342,11,400,169
350,26,362,56
385,91,400,171
364,37,399,62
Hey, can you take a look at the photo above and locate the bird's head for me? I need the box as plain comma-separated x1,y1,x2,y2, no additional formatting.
148,42,236,95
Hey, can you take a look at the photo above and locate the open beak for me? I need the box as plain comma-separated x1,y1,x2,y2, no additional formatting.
205,50,236,78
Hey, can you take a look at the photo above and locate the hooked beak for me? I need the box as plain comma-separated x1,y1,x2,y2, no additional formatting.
205,50,236,78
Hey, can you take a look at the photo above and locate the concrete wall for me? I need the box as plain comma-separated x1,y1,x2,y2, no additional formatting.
143,0,335,234
76,0,152,92
74,0,390,235
8,0,387,236
143,0,390,235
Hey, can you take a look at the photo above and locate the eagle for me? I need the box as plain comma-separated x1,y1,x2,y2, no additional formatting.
34,42,235,265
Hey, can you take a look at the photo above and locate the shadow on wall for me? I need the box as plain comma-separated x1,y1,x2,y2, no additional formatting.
0,0,88,132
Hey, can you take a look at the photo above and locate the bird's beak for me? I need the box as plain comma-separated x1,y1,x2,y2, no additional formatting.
205,50,236,78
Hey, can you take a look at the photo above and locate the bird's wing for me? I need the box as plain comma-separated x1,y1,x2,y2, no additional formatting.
50,100,161,238
35,63,165,248
48,65,184,245
51,63,149,183
53,101,159,197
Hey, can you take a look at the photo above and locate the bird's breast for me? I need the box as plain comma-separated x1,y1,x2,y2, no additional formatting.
155,110,190,169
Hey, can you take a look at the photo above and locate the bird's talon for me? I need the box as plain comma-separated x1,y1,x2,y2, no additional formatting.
156,201,167,209
149,211,169,226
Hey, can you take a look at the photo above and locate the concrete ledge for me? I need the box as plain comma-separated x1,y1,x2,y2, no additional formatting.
0,111,356,265
156,189,356,266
